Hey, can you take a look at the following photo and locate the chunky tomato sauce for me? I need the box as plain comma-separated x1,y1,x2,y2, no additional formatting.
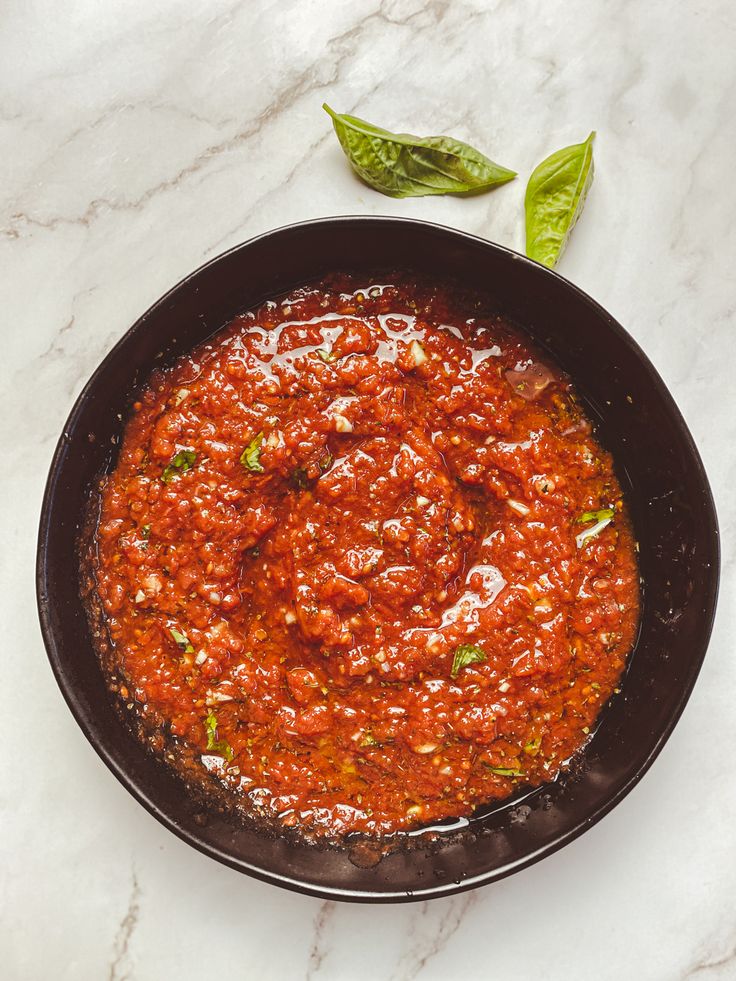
92,275,639,839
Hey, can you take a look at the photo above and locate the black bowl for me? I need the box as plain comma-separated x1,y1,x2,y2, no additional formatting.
37,217,719,901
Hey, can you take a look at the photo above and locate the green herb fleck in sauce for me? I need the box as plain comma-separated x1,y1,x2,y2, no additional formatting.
205,712,234,761
240,432,264,473
161,449,196,483
450,643,486,679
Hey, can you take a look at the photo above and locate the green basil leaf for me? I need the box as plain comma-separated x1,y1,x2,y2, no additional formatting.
323,104,516,199
205,712,234,761
525,132,596,268
451,643,486,679
576,507,615,524
488,766,523,777
240,431,264,472
169,627,194,654
161,448,196,482
575,513,613,549
317,348,335,363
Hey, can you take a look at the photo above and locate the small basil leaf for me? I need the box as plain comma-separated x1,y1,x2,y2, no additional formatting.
240,432,264,472
575,513,614,549
323,104,516,199
488,766,523,777
205,712,234,761
576,507,615,524
161,448,196,482
169,627,194,654
525,132,595,268
451,643,486,679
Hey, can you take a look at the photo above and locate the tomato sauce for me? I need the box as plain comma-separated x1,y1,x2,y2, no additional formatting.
91,275,639,838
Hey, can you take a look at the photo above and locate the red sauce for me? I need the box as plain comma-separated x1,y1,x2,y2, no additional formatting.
92,276,639,838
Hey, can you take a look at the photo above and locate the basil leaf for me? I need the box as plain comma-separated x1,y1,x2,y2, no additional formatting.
575,513,613,549
525,132,596,268
240,431,264,472
205,712,234,761
161,448,196,482
576,507,615,524
170,627,194,654
451,643,486,679
488,766,523,777
317,348,335,363
323,104,516,199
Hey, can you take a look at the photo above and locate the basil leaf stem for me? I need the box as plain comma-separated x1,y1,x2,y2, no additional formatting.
323,104,516,198
525,132,595,268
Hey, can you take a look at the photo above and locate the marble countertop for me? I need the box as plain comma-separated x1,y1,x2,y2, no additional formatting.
2,0,735,977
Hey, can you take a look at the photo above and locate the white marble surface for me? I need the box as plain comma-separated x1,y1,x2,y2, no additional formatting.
2,0,735,977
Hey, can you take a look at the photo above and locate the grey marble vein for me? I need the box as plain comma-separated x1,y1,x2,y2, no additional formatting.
109,870,141,981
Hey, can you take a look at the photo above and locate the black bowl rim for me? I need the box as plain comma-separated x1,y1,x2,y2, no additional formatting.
36,215,720,901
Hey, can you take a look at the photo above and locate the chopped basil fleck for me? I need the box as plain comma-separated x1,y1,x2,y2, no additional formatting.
240,432,264,472
169,627,194,654
205,712,234,761
523,735,542,756
576,507,615,524
488,766,523,777
161,448,196,482
575,509,614,549
451,643,486,679
317,348,335,363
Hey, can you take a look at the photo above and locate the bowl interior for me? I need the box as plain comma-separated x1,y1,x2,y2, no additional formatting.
37,217,719,900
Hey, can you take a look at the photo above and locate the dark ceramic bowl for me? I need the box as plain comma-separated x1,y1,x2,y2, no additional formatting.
37,217,719,901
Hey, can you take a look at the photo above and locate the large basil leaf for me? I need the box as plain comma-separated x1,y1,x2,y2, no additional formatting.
524,132,596,268
323,104,516,198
